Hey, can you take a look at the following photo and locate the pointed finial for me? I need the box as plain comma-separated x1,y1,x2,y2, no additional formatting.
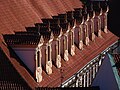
50,32,54,40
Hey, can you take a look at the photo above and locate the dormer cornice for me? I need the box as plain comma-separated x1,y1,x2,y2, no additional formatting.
3,34,43,48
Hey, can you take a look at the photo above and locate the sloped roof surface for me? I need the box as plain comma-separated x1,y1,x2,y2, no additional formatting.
0,0,83,89
0,0,119,89
0,0,82,37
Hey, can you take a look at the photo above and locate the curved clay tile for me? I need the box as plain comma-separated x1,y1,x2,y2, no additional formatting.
0,1,24,34
8,0,42,25
69,0,83,8
0,0,83,42
46,0,66,14
59,0,74,12
28,0,53,18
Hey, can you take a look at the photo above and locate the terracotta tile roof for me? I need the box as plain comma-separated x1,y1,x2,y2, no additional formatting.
0,0,82,36
0,0,118,89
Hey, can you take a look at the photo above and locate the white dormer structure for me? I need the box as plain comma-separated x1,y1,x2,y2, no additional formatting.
82,16,90,46
93,3,102,38
41,32,53,75
4,33,44,83
60,24,69,61
87,11,96,42
67,11,76,56
100,2,109,33
51,28,62,68
74,8,84,50
68,26,75,56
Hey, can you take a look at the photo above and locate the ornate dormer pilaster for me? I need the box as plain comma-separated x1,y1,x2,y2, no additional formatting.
35,47,42,83
85,14,90,46
45,33,53,74
35,36,44,83
79,17,84,50
69,27,75,56
55,37,61,68
91,11,96,41
103,3,109,33
82,16,89,46
46,42,52,75
41,31,53,75
98,14,102,38
63,32,69,61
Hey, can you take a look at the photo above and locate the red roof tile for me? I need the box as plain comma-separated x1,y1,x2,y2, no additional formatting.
0,0,118,89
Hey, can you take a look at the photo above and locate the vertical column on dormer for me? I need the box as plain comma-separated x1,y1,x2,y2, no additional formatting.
82,5,90,46
98,13,102,38
93,2,102,38
52,36,61,68
74,8,83,50
68,28,75,56
63,32,69,61
46,42,52,74
104,12,108,33
67,11,75,56
104,3,109,33
87,2,95,42
82,18,89,46
85,14,90,46
78,19,84,50
41,35,53,75
59,13,69,61
91,11,96,41
35,46,42,82
56,37,61,68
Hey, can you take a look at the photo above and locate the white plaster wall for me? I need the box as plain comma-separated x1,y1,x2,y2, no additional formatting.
92,55,119,90
13,48,36,73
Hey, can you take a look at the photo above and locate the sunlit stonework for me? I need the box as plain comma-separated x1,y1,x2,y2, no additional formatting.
36,67,42,83
92,33,95,41
71,45,75,56
64,50,69,61
56,55,61,68
79,40,83,50
85,37,89,46
46,61,52,74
